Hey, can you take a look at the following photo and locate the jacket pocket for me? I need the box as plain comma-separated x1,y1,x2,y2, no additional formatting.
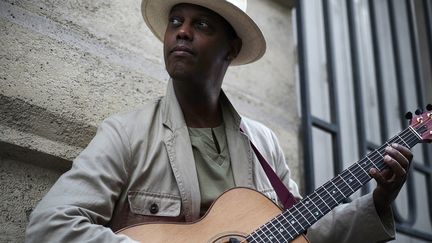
128,191,181,217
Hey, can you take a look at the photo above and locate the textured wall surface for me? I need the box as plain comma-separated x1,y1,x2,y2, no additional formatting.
0,0,299,240
0,157,62,243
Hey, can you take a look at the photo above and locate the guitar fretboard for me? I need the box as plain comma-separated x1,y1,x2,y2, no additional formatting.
246,126,422,243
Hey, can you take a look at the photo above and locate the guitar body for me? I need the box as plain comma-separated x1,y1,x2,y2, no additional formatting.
117,188,309,243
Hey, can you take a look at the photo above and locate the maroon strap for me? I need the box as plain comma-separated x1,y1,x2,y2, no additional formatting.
241,128,298,209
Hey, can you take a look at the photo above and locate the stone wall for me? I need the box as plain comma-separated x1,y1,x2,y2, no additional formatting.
0,0,299,241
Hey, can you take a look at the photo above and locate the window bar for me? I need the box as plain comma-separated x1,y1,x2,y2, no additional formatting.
322,0,344,184
387,0,418,226
406,0,425,108
346,0,368,197
296,0,315,195
422,0,432,68
368,0,388,144
397,224,432,241
311,117,338,134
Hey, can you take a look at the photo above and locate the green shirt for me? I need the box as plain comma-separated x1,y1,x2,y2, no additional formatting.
188,124,235,216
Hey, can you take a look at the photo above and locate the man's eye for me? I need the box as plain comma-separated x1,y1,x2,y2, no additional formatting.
169,17,182,26
196,21,209,29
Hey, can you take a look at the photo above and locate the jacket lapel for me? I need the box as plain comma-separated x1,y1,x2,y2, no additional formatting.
162,80,201,221
221,93,254,188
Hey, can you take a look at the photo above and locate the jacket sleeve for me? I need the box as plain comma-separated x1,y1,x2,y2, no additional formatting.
25,117,139,243
268,130,395,243
306,193,395,243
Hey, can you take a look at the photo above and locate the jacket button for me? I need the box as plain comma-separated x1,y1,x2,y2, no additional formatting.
149,203,159,214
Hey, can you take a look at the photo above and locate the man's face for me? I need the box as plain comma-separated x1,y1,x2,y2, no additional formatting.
163,3,238,81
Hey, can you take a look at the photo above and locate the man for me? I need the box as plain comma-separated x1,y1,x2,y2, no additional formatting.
25,0,412,242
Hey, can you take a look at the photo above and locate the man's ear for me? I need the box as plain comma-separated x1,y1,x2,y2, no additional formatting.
226,37,242,61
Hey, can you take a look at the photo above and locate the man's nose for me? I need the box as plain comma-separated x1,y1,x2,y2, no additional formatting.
176,23,193,40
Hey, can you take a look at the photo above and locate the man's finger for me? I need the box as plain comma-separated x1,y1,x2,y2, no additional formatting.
370,168,388,185
385,145,410,170
391,143,413,162
383,155,406,179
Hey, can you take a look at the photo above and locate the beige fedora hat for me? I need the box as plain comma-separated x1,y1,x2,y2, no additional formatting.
141,0,266,65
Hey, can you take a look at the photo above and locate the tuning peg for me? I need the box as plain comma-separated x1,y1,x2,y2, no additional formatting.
405,111,413,120
415,109,423,115
427,104,432,111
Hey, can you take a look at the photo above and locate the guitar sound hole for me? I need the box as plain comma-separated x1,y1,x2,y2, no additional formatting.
211,233,247,243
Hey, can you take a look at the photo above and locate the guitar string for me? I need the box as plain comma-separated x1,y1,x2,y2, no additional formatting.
246,120,429,243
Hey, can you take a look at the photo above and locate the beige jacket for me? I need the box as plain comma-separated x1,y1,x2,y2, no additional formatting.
25,81,394,242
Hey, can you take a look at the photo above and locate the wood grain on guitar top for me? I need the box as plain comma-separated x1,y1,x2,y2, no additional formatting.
116,188,309,243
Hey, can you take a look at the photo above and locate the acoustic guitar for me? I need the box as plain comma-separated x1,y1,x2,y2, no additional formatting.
116,106,432,242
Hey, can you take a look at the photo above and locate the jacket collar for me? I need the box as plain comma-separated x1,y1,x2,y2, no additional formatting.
161,80,187,132
161,80,243,131
161,80,244,129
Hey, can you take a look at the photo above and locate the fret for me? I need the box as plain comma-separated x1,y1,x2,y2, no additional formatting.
315,190,332,211
277,214,294,239
248,233,257,243
283,213,300,236
408,133,420,148
365,155,378,167
384,141,391,148
272,216,292,240
259,213,298,242
375,149,384,159
371,150,387,171
252,225,269,242
266,221,281,242
301,198,318,221
339,173,356,193
366,155,380,171
333,175,353,198
270,215,291,240
261,223,280,242
255,228,268,242
405,126,422,148
260,233,271,242
322,186,338,204
357,164,370,178
248,230,259,242
408,125,422,140
330,180,345,199
307,195,324,218
293,205,311,226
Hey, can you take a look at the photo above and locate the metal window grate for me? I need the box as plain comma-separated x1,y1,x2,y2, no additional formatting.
296,0,432,241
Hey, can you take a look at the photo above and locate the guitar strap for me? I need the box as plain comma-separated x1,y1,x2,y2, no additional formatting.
241,128,298,210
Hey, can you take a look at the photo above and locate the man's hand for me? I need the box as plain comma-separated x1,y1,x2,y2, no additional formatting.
370,143,413,217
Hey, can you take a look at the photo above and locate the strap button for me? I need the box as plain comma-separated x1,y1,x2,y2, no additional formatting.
149,203,159,214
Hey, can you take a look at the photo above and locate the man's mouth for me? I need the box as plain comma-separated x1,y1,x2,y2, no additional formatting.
170,45,195,56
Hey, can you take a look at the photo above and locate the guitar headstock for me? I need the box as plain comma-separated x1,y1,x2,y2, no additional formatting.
406,104,432,143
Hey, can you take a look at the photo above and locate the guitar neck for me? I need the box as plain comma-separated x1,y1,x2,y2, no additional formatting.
246,126,423,242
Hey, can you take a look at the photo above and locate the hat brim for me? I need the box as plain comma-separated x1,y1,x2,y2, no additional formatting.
141,0,266,65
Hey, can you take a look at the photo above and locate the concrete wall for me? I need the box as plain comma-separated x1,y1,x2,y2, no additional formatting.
0,0,299,241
